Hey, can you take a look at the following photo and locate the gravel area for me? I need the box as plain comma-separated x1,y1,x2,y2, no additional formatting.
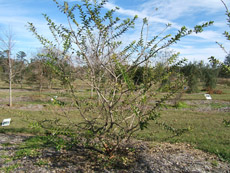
0,133,229,172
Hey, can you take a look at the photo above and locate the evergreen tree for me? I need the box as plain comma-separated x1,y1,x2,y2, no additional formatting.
181,62,200,93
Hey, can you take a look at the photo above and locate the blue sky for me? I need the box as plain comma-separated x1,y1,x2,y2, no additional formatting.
0,0,230,63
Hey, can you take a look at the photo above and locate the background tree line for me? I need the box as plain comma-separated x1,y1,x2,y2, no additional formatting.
0,49,77,91
1,47,229,93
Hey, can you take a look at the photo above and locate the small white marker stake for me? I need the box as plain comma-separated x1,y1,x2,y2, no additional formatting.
204,94,212,100
2,118,11,126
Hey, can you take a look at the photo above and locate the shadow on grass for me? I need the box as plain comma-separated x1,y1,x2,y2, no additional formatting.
0,128,42,134
0,132,135,172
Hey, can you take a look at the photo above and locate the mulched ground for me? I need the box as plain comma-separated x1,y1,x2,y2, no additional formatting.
0,133,229,172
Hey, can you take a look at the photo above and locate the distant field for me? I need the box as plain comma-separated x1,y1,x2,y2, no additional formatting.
0,79,230,162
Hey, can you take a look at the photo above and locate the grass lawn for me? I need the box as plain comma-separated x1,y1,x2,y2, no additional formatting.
135,109,230,162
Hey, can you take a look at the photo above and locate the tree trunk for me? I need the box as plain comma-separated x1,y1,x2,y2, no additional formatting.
90,85,94,98
90,72,94,98
8,50,12,107
39,82,42,94
20,75,23,89
9,77,12,107
0,27,15,107
48,80,52,89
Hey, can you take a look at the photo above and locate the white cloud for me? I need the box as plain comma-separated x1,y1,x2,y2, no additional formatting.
174,46,227,62
213,21,227,28
104,2,181,29
138,0,228,21
192,30,223,42
103,0,230,63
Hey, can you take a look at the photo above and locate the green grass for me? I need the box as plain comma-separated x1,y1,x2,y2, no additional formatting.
210,102,229,109
0,164,21,173
1,142,13,147
14,148,40,159
135,109,230,162
172,101,190,109
0,135,64,169
18,136,49,149
34,159,49,166
0,107,83,135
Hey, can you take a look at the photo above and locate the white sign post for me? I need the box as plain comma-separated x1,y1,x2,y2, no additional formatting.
2,118,11,126
204,94,212,100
